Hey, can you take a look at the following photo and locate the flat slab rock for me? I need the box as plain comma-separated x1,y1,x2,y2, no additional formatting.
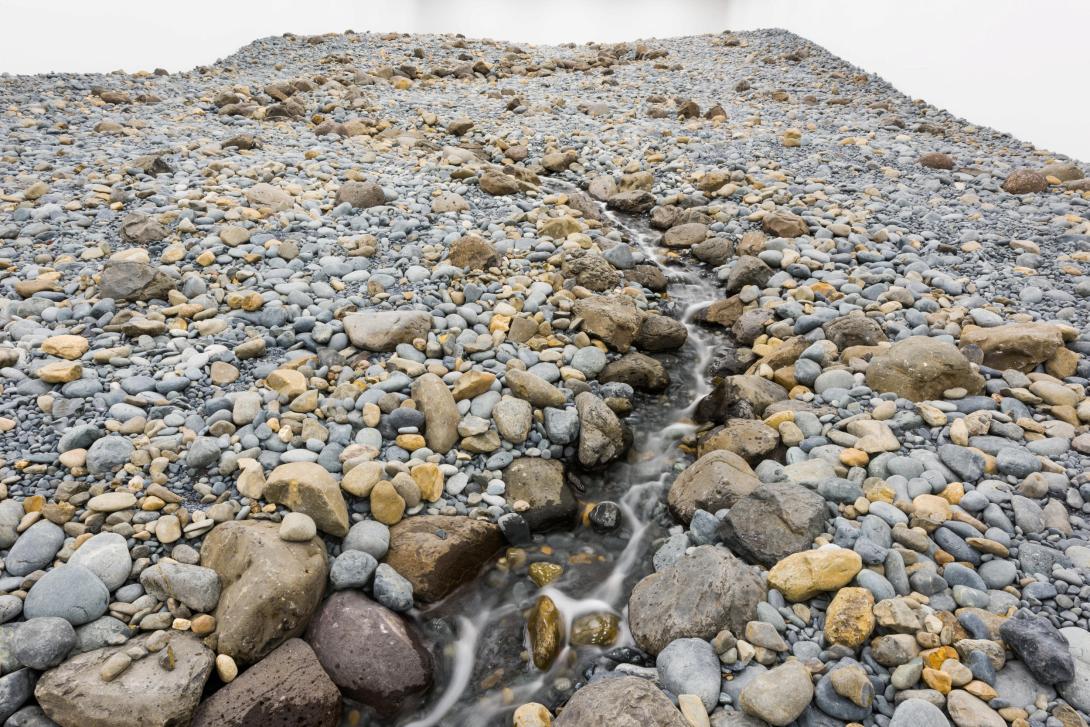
35,633,213,727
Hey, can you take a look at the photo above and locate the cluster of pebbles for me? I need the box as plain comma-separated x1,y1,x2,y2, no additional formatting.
0,24,1089,727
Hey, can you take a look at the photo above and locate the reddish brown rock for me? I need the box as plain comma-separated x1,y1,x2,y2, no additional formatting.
384,515,503,602
306,592,433,716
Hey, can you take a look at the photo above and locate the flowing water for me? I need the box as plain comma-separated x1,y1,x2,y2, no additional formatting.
394,186,724,727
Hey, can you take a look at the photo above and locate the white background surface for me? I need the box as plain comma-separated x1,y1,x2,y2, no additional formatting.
2,0,1088,161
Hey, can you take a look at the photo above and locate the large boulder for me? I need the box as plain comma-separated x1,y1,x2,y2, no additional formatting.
35,633,213,727
599,353,670,393
698,419,780,463
306,592,433,716
717,481,828,567
503,458,577,531
384,515,503,602
98,261,176,302
668,449,761,523
1002,169,1048,194
575,392,625,469
694,375,787,423
448,236,498,269
865,337,984,401
762,211,808,238
823,315,887,350
636,314,687,352
201,521,328,665
411,373,460,454
334,180,385,208
343,310,431,352
999,610,1074,684
572,296,644,351
264,462,349,537
119,212,169,244
628,545,763,655
959,323,1065,373
23,564,109,626
738,660,814,726
191,639,340,727
554,676,687,727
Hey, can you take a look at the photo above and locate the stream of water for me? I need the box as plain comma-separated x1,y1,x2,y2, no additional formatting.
396,184,724,727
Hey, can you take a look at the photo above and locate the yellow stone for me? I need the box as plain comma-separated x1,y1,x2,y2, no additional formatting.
840,448,869,468
513,703,553,727
768,548,863,601
411,462,444,502
370,481,405,525
528,562,563,587
922,667,952,694
763,410,795,429
196,250,216,266
824,587,875,648
41,335,89,360
451,371,497,401
395,433,426,451
266,368,306,398
341,461,384,497
38,361,82,383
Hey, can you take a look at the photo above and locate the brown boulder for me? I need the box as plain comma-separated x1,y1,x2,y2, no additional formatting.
1002,169,1049,194
865,336,984,401
190,639,341,727
335,180,386,208
448,236,498,269
573,295,644,351
201,521,328,665
503,458,577,531
306,592,432,716
384,515,503,602
959,323,1065,373
919,152,955,170
761,211,808,238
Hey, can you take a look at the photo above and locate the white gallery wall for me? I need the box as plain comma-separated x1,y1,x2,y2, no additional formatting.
2,0,1087,160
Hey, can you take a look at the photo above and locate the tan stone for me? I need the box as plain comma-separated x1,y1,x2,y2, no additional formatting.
370,481,405,525
41,335,89,360
824,587,875,648
767,548,863,601
264,462,349,537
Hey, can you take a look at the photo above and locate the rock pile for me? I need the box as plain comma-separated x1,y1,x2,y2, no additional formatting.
0,24,1088,727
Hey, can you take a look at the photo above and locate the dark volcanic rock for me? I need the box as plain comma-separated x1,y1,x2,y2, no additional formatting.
191,639,340,727
306,592,433,716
